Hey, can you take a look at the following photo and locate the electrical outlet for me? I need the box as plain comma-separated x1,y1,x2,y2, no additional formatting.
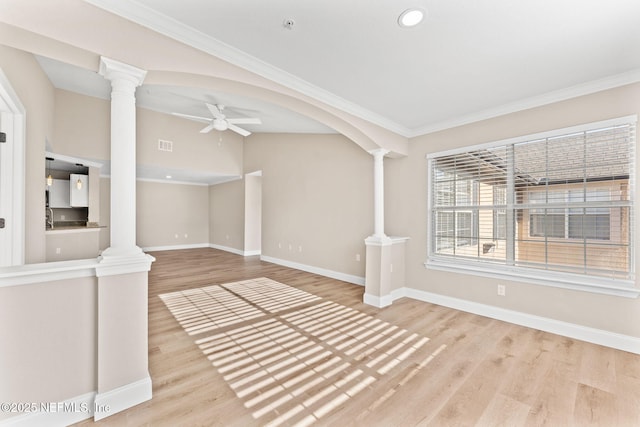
356,253,361,262
56,248,61,254
298,246,302,252
497,284,506,296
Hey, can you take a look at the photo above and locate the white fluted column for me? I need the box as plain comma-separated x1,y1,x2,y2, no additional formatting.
99,57,147,260
370,148,389,239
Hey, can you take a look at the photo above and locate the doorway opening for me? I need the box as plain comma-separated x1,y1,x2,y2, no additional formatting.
0,68,26,267
244,171,262,256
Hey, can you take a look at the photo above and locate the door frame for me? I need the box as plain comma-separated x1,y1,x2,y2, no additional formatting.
0,68,26,266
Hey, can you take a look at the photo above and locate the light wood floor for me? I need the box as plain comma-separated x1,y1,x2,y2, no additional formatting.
75,248,640,426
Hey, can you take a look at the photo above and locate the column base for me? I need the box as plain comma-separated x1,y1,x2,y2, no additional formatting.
94,375,152,421
363,236,409,307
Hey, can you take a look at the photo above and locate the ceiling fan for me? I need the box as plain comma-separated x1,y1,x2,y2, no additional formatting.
172,103,261,136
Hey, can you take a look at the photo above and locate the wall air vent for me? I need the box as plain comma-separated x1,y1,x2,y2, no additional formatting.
158,139,173,152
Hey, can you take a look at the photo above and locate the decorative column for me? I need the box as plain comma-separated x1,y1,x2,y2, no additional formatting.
98,56,146,260
364,148,408,308
94,57,154,421
371,148,389,239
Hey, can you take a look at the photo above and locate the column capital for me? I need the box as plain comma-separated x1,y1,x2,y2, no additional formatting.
99,56,147,86
368,148,390,159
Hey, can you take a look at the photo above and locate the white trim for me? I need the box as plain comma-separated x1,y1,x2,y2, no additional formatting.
83,0,411,137
0,67,26,267
396,286,640,355
46,227,102,235
93,375,152,421
45,151,103,169
136,177,209,187
209,243,261,257
0,391,96,427
363,292,393,308
426,114,638,159
413,70,640,137
426,115,638,298
142,243,210,252
0,258,99,287
100,174,242,187
260,255,365,286
99,56,147,86
426,259,639,298
95,254,155,277
209,243,248,256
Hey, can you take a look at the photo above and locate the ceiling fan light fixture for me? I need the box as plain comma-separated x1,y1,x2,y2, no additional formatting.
398,8,425,27
213,118,228,131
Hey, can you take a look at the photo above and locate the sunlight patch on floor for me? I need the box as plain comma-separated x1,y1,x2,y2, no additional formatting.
160,277,441,426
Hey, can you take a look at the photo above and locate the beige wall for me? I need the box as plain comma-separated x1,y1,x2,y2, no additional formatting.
209,179,245,251
53,89,244,252
387,82,640,337
53,89,110,159
136,180,210,249
46,229,100,261
244,133,373,277
0,45,55,264
136,107,243,176
54,89,244,175
0,277,97,421
244,174,262,253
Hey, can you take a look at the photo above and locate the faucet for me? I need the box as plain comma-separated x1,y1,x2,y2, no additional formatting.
46,207,54,229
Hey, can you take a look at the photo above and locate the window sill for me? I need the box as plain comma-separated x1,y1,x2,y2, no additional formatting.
425,258,639,298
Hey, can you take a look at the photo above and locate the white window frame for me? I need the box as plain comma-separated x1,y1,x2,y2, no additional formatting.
425,115,638,298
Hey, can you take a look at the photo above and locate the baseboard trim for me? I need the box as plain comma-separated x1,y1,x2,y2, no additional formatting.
0,392,96,427
399,287,640,355
142,243,210,252
260,255,365,286
363,292,393,308
209,243,260,257
94,374,152,421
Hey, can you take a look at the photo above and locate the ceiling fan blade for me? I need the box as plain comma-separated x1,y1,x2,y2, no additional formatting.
172,112,211,124
205,103,224,119
226,117,262,125
200,123,216,133
228,123,251,137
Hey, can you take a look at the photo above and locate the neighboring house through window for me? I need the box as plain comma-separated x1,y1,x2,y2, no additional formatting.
427,116,636,295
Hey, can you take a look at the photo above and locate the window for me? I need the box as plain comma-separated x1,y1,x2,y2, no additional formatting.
529,189,611,240
427,116,636,292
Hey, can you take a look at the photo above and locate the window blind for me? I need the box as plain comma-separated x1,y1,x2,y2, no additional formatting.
428,117,635,281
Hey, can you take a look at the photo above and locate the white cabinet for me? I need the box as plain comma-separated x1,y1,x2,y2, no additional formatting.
70,174,89,207
49,179,71,208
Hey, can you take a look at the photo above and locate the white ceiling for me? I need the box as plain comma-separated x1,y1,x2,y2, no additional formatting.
82,0,640,136
17,0,640,184
35,56,336,135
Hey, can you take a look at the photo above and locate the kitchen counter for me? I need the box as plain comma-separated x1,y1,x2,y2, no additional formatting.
46,224,106,234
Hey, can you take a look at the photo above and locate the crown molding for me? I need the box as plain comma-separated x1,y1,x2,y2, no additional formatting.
83,0,412,137
82,1,640,139
410,68,640,138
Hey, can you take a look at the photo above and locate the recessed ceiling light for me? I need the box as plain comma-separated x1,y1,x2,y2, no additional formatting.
398,8,425,28
166,175,172,179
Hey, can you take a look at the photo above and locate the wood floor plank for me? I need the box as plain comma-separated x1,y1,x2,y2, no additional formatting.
573,383,618,426
70,248,640,426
